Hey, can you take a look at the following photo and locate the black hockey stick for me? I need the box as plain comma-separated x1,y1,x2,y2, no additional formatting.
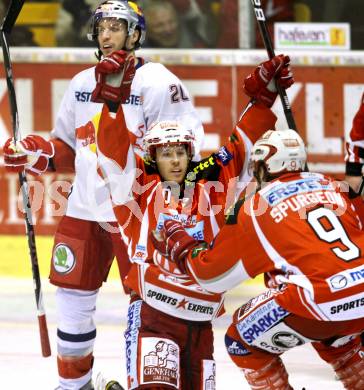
0,0,51,357
251,0,297,131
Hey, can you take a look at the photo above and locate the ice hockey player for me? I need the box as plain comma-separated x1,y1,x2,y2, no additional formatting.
345,92,364,208
94,51,293,388
2,1,204,389
344,92,364,349
155,129,364,389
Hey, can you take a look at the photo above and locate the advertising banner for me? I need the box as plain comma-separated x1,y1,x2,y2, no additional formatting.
274,23,351,50
1,49,364,234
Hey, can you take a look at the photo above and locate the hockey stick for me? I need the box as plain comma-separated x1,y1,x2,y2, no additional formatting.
0,0,51,357
250,0,297,131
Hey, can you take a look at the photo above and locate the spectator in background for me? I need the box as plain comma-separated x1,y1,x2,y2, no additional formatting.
8,26,38,46
297,0,364,50
168,0,219,47
142,0,206,48
0,0,38,46
55,0,97,47
142,0,217,48
0,1,7,21
214,0,239,48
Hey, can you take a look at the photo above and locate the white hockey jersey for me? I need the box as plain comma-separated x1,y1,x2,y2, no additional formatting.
51,61,204,221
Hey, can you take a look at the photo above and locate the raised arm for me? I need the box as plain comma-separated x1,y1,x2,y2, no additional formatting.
94,52,138,206
219,55,294,181
151,215,252,294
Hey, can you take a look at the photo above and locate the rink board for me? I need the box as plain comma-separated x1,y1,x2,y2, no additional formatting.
1,48,364,235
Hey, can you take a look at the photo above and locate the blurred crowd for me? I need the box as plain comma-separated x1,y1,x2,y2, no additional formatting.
0,0,363,49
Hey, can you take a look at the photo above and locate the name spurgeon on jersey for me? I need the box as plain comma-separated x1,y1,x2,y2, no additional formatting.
270,190,345,223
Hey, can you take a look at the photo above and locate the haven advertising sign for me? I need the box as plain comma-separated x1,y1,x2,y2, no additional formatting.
274,23,350,50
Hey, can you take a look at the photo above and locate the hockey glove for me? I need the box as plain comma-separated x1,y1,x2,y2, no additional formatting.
3,135,55,176
151,220,201,273
243,54,294,107
92,50,136,104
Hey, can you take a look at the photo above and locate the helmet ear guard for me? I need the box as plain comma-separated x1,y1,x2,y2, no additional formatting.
249,129,307,180
88,0,146,49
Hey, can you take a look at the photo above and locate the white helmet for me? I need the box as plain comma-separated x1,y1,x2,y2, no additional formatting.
144,121,195,161
250,129,307,175
87,0,146,48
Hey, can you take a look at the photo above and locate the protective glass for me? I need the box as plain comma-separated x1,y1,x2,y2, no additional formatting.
156,144,189,161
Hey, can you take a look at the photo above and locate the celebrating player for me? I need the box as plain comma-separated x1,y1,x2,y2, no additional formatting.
2,1,204,389
344,92,364,349
155,129,364,389
94,52,293,389
345,92,364,202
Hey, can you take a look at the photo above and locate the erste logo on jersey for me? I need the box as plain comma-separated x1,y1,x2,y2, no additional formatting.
262,177,334,206
75,90,142,105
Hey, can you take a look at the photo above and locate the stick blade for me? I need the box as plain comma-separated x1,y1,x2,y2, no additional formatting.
38,314,52,357
1,0,25,33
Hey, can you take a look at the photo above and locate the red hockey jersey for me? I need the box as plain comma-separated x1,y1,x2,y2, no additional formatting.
184,171,364,322
96,102,276,321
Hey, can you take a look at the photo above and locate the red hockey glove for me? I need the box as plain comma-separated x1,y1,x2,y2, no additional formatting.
243,54,294,107
92,50,136,104
151,220,201,273
3,135,54,176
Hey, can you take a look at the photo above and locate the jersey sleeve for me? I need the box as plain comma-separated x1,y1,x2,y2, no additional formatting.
345,92,364,176
214,102,277,196
184,202,255,293
96,105,137,206
136,63,205,158
50,138,75,172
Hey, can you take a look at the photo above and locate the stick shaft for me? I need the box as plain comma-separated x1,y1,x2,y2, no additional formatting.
0,0,51,357
251,0,297,131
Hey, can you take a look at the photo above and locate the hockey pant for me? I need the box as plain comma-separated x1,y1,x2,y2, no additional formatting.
49,216,131,290
225,289,364,390
125,298,215,390
50,217,130,389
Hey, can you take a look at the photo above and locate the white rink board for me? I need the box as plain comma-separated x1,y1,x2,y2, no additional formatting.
2,47,364,66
